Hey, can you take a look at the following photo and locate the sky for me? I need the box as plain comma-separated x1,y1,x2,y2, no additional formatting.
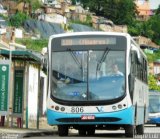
149,0,160,9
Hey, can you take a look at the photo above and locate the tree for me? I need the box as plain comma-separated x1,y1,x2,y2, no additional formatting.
103,0,119,21
148,74,160,91
116,0,137,25
147,14,160,45
71,0,76,5
81,0,105,16
155,5,160,15
80,0,137,25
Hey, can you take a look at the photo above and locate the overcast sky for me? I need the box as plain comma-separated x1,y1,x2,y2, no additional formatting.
149,0,160,9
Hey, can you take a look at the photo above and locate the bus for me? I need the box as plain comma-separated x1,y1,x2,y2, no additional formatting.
148,91,160,126
46,32,148,137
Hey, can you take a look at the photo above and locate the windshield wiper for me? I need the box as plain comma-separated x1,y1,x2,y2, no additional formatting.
67,48,82,70
96,47,110,71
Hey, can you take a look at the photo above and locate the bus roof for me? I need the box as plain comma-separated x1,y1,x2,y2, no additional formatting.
49,32,130,40
49,32,147,59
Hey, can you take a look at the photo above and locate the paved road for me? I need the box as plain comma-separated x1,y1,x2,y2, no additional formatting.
24,125,160,139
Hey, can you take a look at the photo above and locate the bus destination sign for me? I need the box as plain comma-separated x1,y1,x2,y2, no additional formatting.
61,37,116,46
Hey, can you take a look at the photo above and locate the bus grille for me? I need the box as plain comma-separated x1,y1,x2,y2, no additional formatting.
56,117,121,123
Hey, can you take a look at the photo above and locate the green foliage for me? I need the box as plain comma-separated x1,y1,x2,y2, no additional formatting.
71,0,76,5
30,0,42,12
103,0,137,25
9,12,29,27
81,0,137,25
145,50,160,63
81,0,106,16
85,14,92,26
16,38,48,52
129,14,160,45
145,53,156,63
148,74,160,91
81,0,160,46
17,0,42,13
128,20,154,38
148,15,160,45
128,21,142,36
155,5,160,15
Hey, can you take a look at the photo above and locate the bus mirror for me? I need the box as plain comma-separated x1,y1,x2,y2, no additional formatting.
131,45,142,64
129,74,135,99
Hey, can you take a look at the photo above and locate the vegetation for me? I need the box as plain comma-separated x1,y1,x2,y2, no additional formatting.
70,14,92,27
16,38,48,52
80,0,137,25
9,12,30,27
148,75,160,91
146,50,160,63
80,0,160,46
17,0,42,13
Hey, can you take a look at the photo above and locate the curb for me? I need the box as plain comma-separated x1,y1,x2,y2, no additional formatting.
0,129,57,138
21,130,57,138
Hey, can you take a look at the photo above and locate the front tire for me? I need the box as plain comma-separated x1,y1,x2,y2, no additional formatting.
156,124,160,127
136,124,144,135
58,125,68,136
78,129,86,136
125,125,135,137
87,128,95,136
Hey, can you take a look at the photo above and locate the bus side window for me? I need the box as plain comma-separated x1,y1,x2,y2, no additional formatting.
130,51,138,76
129,51,138,100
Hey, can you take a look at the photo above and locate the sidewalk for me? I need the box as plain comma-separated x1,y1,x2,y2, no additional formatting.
0,117,58,138
0,126,57,138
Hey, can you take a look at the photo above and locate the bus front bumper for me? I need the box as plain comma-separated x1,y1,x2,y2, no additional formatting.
47,106,135,125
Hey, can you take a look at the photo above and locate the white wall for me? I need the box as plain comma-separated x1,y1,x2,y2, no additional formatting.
40,71,47,115
38,14,67,24
28,65,39,128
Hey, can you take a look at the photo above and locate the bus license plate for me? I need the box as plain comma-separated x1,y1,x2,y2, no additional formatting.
81,115,95,120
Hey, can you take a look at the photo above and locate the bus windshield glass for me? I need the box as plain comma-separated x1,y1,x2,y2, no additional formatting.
149,94,160,113
51,50,125,101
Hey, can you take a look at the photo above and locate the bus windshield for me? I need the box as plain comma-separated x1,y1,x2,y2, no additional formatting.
149,94,160,113
51,50,125,101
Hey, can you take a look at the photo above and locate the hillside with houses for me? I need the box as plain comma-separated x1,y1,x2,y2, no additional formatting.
0,0,159,47
0,0,160,89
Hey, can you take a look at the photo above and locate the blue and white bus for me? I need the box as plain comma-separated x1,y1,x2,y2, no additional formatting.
148,91,160,126
46,32,148,137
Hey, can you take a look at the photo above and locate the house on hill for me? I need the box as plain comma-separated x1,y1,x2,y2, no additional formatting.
135,0,152,21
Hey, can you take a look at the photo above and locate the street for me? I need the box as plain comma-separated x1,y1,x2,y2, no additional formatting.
24,125,160,139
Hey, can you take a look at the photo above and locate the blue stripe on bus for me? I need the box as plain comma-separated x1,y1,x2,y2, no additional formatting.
148,117,160,124
47,106,135,125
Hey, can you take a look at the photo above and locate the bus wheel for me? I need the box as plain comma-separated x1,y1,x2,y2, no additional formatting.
87,129,95,136
156,124,160,127
78,129,86,136
136,124,144,135
125,125,135,137
58,125,68,136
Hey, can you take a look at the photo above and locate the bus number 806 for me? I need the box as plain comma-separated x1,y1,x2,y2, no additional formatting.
71,107,84,113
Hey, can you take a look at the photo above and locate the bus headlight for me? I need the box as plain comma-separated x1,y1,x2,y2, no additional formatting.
61,107,65,111
55,106,60,110
112,106,117,110
118,104,122,109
